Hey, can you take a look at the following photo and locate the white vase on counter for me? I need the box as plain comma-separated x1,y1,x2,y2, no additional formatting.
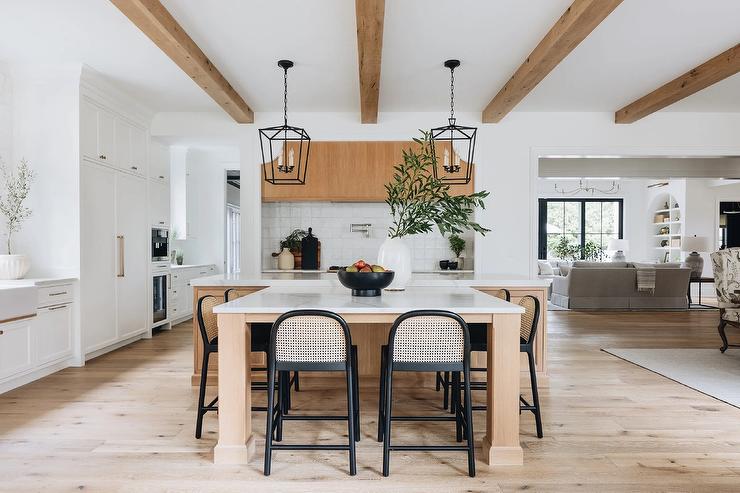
378,237,411,290
277,248,295,270
0,254,30,280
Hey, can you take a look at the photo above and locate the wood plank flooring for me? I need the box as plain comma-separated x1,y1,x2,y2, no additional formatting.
1,310,740,492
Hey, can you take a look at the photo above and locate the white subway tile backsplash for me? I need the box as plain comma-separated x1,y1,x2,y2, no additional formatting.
262,202,475,271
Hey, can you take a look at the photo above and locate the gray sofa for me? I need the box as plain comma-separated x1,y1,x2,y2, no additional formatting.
551,262,692,310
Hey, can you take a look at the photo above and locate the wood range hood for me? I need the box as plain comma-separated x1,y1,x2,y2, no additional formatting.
261,141,475,202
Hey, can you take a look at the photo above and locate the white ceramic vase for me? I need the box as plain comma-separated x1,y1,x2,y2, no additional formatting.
0,254,30,280
277,248,295,270
378,237,411,290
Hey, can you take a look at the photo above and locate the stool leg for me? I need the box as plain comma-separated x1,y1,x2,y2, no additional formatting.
195,350,210,439
435,371,442,391
377,349,386,442
463,366,476,477
264,365,276,476
282,370,292,415
276,371,285,442
351,347,360,440
527,349,543,438
294,371,300,391
382,363,393,477
452,372,462,443
346,361,357,476
442,371,450,411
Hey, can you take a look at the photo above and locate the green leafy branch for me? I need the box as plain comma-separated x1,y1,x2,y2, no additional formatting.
385,131,490,239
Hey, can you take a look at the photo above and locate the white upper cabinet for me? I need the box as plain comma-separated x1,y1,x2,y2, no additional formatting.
81,97,147,178
149,179,170,228
149,140,170,182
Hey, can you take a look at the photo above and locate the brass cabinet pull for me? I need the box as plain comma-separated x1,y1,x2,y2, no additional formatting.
131,166,138,171
99,154,107,160
48,304,68,311
0,330,4,335
158,175,165,179
49,291,68,296
117,235,125,277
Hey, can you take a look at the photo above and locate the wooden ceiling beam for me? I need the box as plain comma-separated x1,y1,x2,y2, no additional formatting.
615,43,740,124
482,0,622,123
110,0,253,123
355,0,385,124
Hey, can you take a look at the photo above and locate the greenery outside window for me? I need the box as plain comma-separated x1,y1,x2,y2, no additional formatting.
538,198,623,260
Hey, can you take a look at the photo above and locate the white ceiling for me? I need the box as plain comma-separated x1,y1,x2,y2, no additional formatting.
0,0,737,115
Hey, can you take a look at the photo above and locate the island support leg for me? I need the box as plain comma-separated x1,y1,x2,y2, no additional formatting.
481,313,524,466
214,314,255,464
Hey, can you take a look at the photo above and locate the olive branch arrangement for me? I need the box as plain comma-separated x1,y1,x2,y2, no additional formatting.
385,131,490,239
0,158,34,255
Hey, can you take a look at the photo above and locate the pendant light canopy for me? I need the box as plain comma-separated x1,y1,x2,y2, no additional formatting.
430,59,476,185
260,60,311,185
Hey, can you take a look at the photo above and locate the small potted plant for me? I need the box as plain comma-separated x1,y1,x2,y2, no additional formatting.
273,229,307,269
0,159,34,279
448,234,466,270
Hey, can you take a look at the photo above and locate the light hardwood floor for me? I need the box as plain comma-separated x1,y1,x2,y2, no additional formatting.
1,310,740,492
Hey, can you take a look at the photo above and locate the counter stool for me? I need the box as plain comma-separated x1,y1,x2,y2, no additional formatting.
455,295,543,438
264,310,360,476
436,288,510,412
224,289,299,412
377,310,475,477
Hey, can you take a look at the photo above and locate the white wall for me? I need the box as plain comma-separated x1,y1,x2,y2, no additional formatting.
0,63,11,163
7,65,81,277
537,178,649,262
153,110,740,277
170,146,238,271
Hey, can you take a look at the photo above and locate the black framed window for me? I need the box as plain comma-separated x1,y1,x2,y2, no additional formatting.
538,198,623,260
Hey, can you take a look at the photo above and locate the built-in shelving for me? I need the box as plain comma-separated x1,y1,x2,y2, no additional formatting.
648,192,682,263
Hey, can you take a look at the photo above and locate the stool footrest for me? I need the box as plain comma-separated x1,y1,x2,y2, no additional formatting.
390,415,457,422
281,415,349,421
271,444,351,451
389,445,470,451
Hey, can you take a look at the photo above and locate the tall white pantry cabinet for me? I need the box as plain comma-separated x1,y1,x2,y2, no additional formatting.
79,78,150,358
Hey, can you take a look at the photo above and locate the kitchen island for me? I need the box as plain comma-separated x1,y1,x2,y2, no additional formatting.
212,285,526,466
190,272,550,386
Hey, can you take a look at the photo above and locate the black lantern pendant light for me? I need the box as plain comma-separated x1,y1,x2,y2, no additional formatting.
259,60,311,185
430,59,476,185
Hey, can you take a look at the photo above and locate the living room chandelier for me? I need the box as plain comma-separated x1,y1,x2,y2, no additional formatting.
259,60,311,185
554,179,620,196
430,60,476,185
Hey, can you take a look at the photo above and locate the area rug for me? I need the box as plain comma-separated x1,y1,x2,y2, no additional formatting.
602,348,740,408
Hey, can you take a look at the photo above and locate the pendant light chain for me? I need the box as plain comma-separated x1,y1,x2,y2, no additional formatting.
449,65,455,121
283,66,289,126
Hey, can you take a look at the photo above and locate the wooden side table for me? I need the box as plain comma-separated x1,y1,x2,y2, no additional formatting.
687,277,717,309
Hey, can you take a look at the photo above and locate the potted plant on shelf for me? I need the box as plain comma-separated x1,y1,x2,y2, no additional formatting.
381,131,490,289
448,234,466,270
273,229,307,270
0,158,34,279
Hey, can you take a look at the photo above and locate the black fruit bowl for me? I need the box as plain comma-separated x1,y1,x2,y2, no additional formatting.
337,269,395,297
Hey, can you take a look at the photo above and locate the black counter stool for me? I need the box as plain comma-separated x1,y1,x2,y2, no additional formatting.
264,310,360,476
436,288,510,412
456,295,543,438
377,310,475,477
224,289,299,412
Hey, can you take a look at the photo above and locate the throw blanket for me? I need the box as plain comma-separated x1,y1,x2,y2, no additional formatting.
636,266,656,294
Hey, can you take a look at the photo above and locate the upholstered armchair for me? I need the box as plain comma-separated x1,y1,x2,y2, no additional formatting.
710,248,740,352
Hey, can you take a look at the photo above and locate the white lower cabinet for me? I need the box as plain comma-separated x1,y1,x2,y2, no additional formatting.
0,281,75,394
0,319,33,380
34,304,73,365
168,265,216,322
81,162,149,357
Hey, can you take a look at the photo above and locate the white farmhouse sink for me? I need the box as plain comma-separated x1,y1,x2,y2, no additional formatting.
0,285,37,322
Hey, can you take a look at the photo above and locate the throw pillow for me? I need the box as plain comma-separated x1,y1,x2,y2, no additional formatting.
538,260,554,275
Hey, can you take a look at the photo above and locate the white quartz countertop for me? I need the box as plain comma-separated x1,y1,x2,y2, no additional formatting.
0,277,77,287
191,271,549,288
214,286,525,314
171,264,214,270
